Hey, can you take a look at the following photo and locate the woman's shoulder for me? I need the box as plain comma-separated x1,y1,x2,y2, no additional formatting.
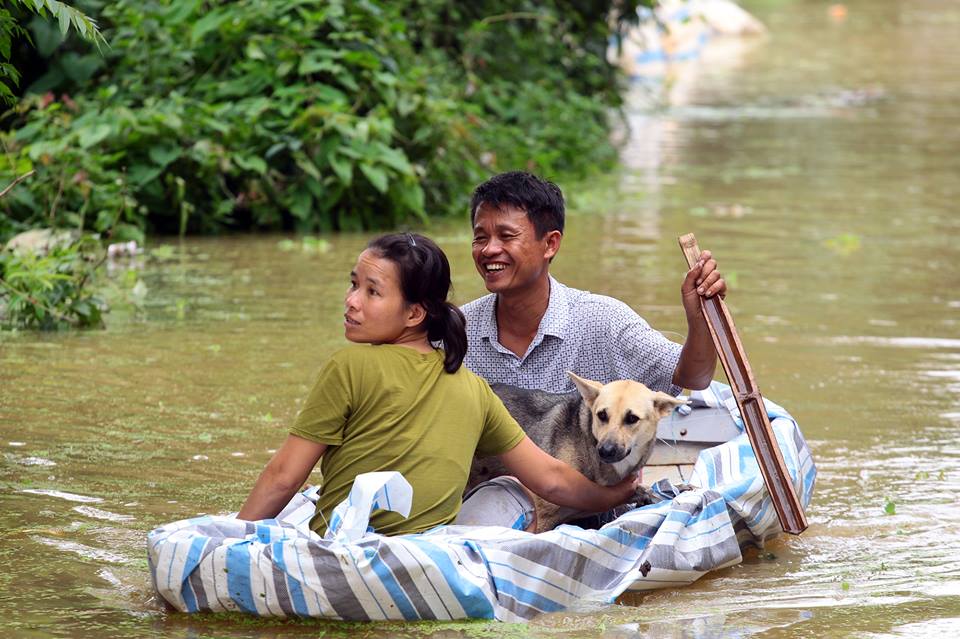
329,343,407,364
328,343,443,368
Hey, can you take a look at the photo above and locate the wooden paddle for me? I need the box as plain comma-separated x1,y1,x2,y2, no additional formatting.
679,233,808,535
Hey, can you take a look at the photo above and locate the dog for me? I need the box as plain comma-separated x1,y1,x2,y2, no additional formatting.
467,372,689,532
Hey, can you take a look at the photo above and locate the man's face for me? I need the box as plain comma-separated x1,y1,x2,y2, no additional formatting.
471,203,560,295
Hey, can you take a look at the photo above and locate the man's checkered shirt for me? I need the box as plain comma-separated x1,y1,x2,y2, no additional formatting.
461,277,683,395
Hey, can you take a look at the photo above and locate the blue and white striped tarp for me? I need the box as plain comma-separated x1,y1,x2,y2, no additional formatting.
147,382,816,621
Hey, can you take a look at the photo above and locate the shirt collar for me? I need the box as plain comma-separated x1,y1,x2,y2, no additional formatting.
538,276,568,339
478,293,499,341
480,275,569,342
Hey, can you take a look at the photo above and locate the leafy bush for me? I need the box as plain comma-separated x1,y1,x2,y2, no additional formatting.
1,0,650,239
0,0,104,104
0,232,106,329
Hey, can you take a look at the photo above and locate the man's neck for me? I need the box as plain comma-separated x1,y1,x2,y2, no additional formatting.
494,275,551,355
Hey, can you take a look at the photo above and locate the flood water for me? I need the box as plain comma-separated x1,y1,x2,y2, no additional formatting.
2,0,959,636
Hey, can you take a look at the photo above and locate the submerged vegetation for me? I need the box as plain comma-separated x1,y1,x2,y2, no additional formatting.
0,0,651,328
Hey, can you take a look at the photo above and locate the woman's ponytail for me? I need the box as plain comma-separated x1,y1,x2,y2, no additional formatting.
367,233,468,373
426,303,467,373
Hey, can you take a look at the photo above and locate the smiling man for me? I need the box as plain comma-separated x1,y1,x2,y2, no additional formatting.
461,171,725,396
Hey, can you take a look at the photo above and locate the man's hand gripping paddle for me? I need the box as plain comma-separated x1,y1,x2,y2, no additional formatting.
679,233,808,535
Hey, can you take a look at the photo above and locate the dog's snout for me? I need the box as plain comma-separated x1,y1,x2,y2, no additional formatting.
597,442,628,463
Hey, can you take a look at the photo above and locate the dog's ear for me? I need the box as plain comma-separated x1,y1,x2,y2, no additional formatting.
568,371,602,407
652,392,690,418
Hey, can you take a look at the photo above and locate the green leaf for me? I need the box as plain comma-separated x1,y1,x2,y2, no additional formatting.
303,177,325,200
148,144,182,168
0,82,15,104
359,163,388,193
288,186,312,221
165,0,202,24
57,8,70,37
313,84,349,106
394,181,426,222
293,152,321,182
298,57,338,76
233,155,267,174
375,145,413,174
27,138,68,159
127,163,164,186
73,300,91,319
344,50,380,70
191,10,229,43
314,182,343,215
245,41,266,60
29,15,63,58
76,123,112,149
60,52,102,83
328,153,352,185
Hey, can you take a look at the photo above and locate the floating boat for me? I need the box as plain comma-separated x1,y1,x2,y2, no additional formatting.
148,381,815,621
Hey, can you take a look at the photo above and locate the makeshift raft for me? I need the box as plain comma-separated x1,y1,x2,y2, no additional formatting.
148,381,816,622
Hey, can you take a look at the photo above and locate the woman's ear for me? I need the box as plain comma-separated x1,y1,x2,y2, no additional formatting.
405,303,427,328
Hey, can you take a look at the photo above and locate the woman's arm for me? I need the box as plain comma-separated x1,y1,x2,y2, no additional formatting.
497,437,639,513
237,434,328,521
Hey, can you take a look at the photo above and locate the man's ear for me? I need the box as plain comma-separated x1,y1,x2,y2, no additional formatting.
652,392,690,418
543,230,562,261
568,371,602,408
405,303,427,328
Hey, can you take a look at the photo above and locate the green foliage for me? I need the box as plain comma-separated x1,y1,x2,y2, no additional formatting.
0,0,105,104
0,233,107,329
2,0,650,238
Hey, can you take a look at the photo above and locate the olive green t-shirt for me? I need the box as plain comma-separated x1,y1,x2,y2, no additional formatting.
290,344,525,536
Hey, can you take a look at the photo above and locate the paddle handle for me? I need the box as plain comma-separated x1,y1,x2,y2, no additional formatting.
678,233,808,535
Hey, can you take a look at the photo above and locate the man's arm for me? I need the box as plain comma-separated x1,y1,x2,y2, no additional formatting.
672,249,726,390
497,437,639,512
237,434,327,521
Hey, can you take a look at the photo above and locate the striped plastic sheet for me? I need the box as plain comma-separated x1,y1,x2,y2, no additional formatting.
147,382,816,621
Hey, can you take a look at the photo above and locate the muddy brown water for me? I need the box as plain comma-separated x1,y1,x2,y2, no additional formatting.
2,1,959,636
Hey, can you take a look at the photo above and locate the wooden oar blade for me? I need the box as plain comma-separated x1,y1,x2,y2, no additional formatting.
678,233,808,535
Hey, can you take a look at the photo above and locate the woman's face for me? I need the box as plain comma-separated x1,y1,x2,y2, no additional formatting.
344,250,421,344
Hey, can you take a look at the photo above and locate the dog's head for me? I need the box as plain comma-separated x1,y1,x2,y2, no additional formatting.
569,372,689,465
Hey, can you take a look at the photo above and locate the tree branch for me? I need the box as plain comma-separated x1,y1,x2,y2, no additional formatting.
0,169,35,199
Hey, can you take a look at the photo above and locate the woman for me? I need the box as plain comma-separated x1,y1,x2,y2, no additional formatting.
238,233,637,535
